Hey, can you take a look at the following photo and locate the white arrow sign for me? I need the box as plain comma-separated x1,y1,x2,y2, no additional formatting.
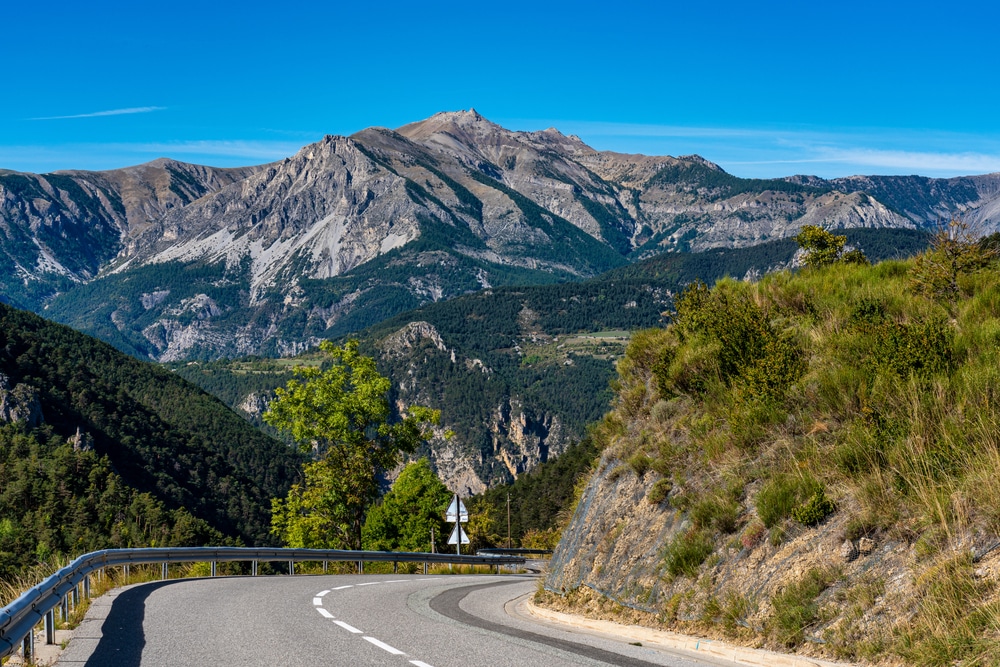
447,523,470,545
445,494,468,523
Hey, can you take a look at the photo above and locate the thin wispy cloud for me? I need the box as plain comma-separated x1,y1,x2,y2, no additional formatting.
29,106,167,120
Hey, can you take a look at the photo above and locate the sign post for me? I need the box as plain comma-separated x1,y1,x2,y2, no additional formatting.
445,494,469,555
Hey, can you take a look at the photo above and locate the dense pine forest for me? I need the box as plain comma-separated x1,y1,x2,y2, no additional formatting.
0,304,302,579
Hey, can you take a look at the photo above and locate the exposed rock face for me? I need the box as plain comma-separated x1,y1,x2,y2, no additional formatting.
69,426,94,452
238,391,272,419
378,321,448,359
0,374,44,427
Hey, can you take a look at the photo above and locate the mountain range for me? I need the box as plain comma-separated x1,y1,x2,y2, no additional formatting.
3,109,998,362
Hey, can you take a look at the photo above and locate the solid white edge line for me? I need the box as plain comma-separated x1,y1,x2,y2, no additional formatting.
409,662,435,667
334,620,363,634
385,580,408,583
316,608,334,619
357,581,381,586
317,589,331,596
312,597,324,606
363,636,405,655
332,585,353,590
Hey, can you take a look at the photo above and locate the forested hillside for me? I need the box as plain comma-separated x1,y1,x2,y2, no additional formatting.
0,303,301,579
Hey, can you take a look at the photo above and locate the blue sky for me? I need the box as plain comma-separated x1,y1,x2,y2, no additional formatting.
3,0,999,178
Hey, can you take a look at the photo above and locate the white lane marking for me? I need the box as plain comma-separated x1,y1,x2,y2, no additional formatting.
357,581,381,586
410,662,435,667
332,585,353,590
317,589,331,596
312,597,324,606
385,579,408,583
334,620,363,634
316,608,334,619
363,636,405,655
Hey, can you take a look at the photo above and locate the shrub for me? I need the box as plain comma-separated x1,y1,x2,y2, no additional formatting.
740,521,766,550
769,567,838,647
647,479,672,504
663,529,714,578
628,453,652,476
756,475,821,528
691,496,740,534
792,490,836,526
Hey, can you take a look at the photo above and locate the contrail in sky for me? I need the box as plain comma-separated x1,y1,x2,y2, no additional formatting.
30,106,166,120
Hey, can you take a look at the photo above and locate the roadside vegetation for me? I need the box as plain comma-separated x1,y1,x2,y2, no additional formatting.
542,223,1000,665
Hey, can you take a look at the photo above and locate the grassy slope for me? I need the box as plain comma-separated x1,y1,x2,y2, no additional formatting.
545,251,1000,665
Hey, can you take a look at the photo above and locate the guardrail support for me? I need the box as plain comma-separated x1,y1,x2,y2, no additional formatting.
161,562,168,580
21,632,32,663
71,585,79,609
45,609,55,645
83,573,91,599
357,560,363,574
424,562,428,575
123,563,130,581
211,561,217,577
252,560,258,576
393,561,398,574
288,560,294,575
60,595,68,622
323,560,328,573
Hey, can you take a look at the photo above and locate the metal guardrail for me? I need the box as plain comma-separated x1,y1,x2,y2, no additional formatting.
0,546,524,660
477,548,553,556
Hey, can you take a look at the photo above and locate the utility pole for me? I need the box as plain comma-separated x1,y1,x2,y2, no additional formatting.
506,493,512,549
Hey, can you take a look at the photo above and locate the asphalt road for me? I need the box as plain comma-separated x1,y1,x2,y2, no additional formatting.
55,574,732,667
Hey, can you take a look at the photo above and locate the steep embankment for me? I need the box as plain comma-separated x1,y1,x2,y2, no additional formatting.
0,303,301,578
543,248,1000,665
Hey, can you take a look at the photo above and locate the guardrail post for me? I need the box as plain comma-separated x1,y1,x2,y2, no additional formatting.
45,608,56,644
288,560,294,575
83,573,91,599
424,562,428,575
72,584,79,609
161,562,168,580
252,560,258,576
211,561,217,577
123,563,130,582
357,560,363,575
22,632,33,663
61,594,69,622
323,560,328,573
393,561,398,574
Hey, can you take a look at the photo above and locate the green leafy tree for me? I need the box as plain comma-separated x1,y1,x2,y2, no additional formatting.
793,225,869,267
362,459,451,552
910,219,996,302
265,340,440,549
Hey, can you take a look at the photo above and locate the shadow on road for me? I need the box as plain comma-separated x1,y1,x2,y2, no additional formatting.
84,580,177,667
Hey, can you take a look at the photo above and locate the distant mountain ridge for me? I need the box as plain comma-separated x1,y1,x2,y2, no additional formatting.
2,110,996,360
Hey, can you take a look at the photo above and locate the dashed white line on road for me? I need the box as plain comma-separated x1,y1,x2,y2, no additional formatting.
332,585,353,590
409,661,435,667
312,597,324,606
316,608,334,619
357,582,381,586
363,636,405,655
385,580,408,583
317,589,330,596
334,620,363,634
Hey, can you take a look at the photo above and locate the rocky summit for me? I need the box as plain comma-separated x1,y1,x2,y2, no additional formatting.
2,110,999,362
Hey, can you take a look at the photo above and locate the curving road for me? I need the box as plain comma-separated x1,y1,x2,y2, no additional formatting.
55,574,732,666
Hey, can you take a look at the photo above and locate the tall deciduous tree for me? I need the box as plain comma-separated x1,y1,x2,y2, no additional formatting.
362,459,451,552
793,225,869,267
265,340,440,549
